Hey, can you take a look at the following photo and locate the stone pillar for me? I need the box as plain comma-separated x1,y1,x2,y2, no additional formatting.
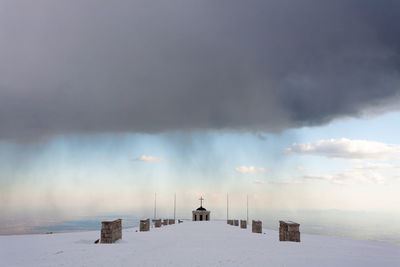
100,219,122,243
168,219,175,224
233,219,239,226
279,221,300,242
228,219,233,225
252,220,262,233
152,219,162,228
140,219,150,232
240,220,247,229
162,219,169,226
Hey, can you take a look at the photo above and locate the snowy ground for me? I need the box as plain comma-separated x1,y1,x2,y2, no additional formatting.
1,220,399,266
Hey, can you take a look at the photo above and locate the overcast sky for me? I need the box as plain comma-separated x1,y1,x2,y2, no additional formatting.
1,0,400,141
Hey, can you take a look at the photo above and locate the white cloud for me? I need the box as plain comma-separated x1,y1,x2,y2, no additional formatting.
235,166,268,174
268,179,305,185
302,169,386,185
295,166,308,171
353,163,398,169
254,179,305,185
285,138,400,160
302,174,334,181
135,155,164,162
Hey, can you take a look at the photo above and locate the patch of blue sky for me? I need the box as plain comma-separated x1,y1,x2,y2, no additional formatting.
1,111,399,191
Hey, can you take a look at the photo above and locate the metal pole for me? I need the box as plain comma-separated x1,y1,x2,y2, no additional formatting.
154,192,157,219
174,193,176,220
247,194,249,224
227,193,229,221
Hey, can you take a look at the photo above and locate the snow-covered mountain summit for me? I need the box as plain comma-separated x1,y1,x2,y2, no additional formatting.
1,220,399,266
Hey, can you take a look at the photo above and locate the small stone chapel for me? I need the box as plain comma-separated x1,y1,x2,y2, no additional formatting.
192,196,211,221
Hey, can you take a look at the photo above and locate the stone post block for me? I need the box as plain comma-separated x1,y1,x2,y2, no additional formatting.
100,219,122,243
240,220,247,229
279,221,300,242
140,219,150,232
168,219,175,224
233,220,239,226
152,219,162,228
252,220,262,233
162,219,169,226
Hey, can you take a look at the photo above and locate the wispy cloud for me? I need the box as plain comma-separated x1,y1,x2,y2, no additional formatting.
296,162,398,185
135,155,165,163
256,133,267,141
302,168,386,185
285,138,400,160
235,166,268,174
268,179,305,185
353,163,398,170
302,174,335,182
253,179,265,184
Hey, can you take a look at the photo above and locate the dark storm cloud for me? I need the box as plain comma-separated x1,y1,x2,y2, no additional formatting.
0,0,399,141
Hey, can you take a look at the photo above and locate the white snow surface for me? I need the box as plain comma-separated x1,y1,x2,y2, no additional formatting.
1,221,399,266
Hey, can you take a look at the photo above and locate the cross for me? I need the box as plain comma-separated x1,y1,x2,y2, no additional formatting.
199,196,204,207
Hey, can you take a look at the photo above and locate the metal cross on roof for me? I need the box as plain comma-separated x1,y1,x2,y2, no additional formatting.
199,196,204,207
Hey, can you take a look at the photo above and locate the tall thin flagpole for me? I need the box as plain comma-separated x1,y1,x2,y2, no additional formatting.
227,193,229,221
247,194,249,224
174,193,176,220
154,192,157,219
